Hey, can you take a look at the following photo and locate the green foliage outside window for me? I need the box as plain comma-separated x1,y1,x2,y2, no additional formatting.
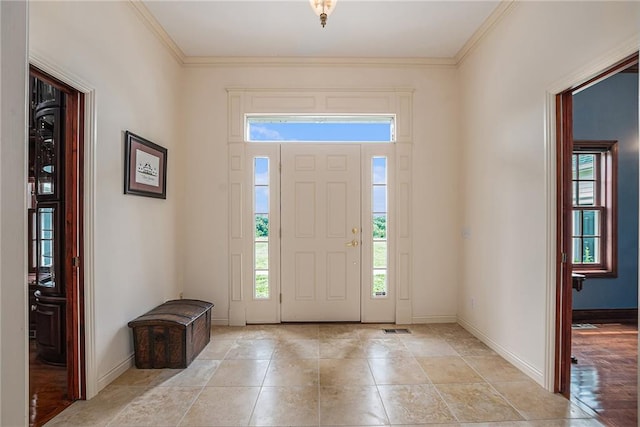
583,245,594,263
255,274,269,299
373,216,386,239
255,215,269,238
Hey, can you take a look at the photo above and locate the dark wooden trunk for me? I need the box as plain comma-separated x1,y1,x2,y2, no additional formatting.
128,299,213,369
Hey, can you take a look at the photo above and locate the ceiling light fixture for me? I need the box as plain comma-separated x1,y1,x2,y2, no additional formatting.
309,0,336,28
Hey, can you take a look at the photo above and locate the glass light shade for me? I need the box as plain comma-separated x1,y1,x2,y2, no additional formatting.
309,0,337,17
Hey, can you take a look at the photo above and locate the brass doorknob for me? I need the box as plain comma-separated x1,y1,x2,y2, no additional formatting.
346,239,359,247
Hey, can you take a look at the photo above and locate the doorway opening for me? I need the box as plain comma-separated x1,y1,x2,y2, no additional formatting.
555,53,638,424
28,66,86,426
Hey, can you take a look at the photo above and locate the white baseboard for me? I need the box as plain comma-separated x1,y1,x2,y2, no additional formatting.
412,315,457,324
97,354,134,393
457,317,544,386
211,318,229,326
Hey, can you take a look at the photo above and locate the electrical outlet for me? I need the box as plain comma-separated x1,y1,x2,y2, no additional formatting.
471,297,475,309
179,292,183,299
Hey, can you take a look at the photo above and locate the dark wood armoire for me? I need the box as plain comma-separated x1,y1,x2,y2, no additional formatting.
29,75,67,366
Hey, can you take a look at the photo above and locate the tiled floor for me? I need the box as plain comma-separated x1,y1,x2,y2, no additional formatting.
46,323,604,426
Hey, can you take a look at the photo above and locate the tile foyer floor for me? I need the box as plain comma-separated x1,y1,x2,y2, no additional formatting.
46,323,604,426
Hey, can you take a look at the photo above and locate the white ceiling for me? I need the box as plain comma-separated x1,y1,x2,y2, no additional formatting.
142,1,502,60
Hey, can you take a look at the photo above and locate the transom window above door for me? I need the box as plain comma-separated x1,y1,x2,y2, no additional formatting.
246,115,395,142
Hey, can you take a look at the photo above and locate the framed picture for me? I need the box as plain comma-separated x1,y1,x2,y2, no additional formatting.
124,131,167,199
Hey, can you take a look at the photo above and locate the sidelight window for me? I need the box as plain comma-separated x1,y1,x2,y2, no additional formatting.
254,157,270,299
372,157,388,297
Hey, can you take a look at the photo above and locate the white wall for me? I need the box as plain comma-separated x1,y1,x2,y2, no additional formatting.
180,66,461,324
0,2,28,424
29,1,184,389
458,1,640,384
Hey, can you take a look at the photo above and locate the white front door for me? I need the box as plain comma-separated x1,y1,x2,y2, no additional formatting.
280,144,361,321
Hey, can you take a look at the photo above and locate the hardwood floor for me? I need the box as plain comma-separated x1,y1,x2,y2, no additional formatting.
29,340,72,427
571,323,638,427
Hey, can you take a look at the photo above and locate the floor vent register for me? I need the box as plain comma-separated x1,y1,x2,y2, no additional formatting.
382,328,411,334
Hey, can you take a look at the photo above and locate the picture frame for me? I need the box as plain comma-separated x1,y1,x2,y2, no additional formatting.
124,131,167,199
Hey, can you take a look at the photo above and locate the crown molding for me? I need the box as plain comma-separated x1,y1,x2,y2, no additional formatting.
454,0,518,66
129,0,514,69
128,0,185,65
225,87,416,94
183,55,457,68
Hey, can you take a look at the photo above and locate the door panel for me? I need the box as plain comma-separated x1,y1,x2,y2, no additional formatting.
281,145,361,321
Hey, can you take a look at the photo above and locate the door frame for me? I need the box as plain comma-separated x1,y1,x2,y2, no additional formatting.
227,88,414,326
29,65,85,399
29,54,98,399
552,52,639,396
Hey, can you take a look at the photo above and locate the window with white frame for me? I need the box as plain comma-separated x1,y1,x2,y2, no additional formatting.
254,157,270,298
246,115,395,142
372,157,388,297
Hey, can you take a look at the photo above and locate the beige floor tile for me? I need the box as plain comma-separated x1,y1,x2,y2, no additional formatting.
394,424,461,427
273,324,319,340
111,367,180,387
159,359,220,387
319,323,360,339
44,323,603,427
263,358,319,386
361,338,412,358
44,385,146,427
427,323,473,339
493,381,593,420
211,326,248,340
179,386,260,426
206,359,269,386
447,337,496,356
368,357,429,385
320,358,374,386
109,386,201,426
460,421,605,426
417,356,485,384
241,325,280,340
377,384,456,424
226,339,276,359
319,385,389,426
357,325,394,339
249,386,319,426
391,425,461,427
463,355,530,382
401,324,438,337
436,382,524,423
320,338,367,358
402,337,459,357
197,339,236,360
272,339,319,359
